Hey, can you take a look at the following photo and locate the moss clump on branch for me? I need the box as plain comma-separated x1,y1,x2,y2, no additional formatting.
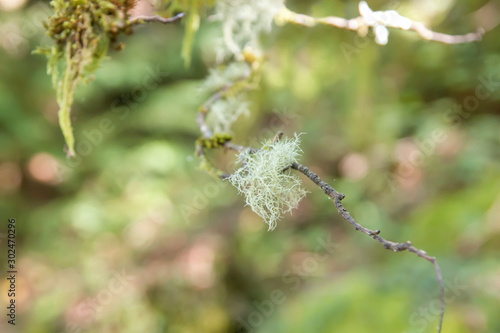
35,0,138,157
228,134,307,230
196,133,233,149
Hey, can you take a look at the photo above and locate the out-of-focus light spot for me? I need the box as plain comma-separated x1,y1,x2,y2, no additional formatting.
339,153,369,180
0,21,30,56
129,0,154,18
395,161,423,189
28,153,62,185
392,137,426,190
147,200,173,224
457,233,482,258
0,162,22,193
70,203,101,234
123,200,173,249
125,219,159,249
0,0,27,11
22,258,52,294
473,1,500,32
133,141,178,175
369,144,390,167
436,130,463,158
291,67,318,100
177,238,218,289
394,138,417,161
464,306,488,332
401,0,453,22
93,232,122,261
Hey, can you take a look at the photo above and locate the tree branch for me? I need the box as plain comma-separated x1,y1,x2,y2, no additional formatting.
291,162,445,332
196,97,446,330
193,2,466,328
127,13,185,26
278,2,483,45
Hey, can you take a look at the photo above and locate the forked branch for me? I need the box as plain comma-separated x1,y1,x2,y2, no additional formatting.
277,1,483,45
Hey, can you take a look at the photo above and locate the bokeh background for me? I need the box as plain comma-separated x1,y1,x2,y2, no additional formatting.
1,0,500,332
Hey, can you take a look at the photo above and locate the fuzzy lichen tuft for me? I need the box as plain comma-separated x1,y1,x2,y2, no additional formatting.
201,62,251,94
228,134,307,230
208,94,250,133
200,61,253,133
214,0,284,62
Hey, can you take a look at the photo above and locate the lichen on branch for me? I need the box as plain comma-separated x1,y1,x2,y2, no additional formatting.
228,134,307,230
214,0,284,62
276,1,483,45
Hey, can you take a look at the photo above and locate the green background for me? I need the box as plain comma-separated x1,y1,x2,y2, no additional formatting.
0,0,499,332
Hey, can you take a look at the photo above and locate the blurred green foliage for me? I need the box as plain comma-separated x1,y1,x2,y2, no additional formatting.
0,1,499,333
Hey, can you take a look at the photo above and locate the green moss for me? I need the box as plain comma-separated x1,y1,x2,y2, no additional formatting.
196,133,233,150
34,0,138,156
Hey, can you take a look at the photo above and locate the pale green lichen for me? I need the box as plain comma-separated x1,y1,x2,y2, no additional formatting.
201,62,251,94
228,134,307,230
207,94,250,133
200,61,252,133
214,0,284,62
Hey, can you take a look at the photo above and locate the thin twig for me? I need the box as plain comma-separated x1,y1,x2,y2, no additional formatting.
197,123,446,330
127,13,185,26
197,91,446,327
280,4,483,45
191,3,472,328
291,162,445,333
410,22,483,44
197,94,446,331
